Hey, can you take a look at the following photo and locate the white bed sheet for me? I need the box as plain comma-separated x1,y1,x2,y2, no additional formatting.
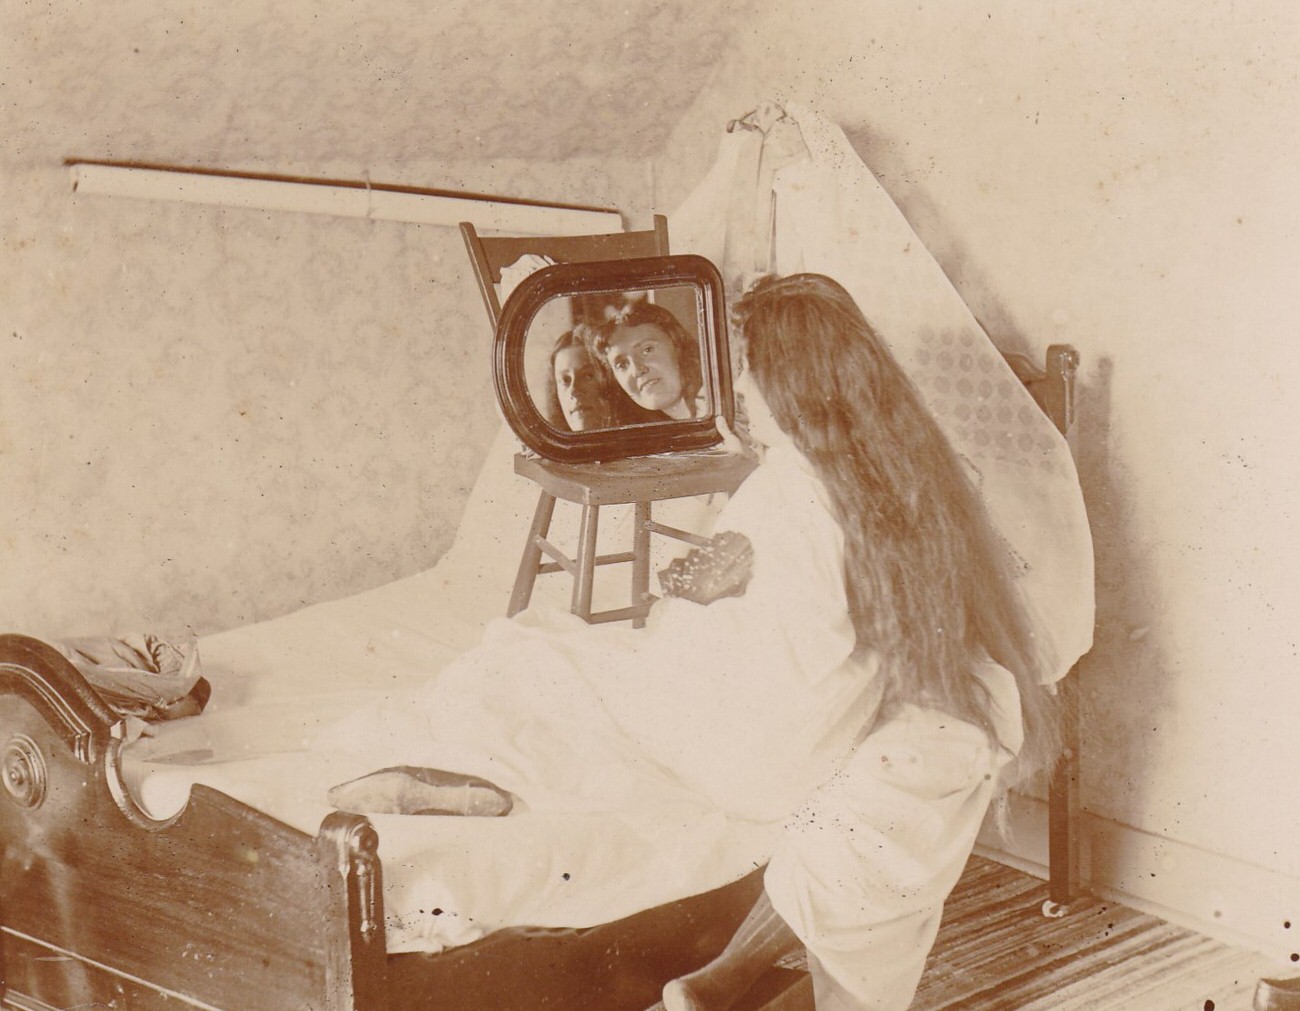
121,424,771,953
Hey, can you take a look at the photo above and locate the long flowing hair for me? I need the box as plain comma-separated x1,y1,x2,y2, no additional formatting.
731,273,1059,778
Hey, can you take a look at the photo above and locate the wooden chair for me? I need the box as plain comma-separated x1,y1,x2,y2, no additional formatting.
461,215,670,329
460,216,754,627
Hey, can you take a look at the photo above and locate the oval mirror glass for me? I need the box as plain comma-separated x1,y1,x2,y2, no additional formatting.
494,255,733,463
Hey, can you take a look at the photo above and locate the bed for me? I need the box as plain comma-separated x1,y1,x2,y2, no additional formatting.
0,632,775,1011
0,428,765,1010
0,337,1082,1011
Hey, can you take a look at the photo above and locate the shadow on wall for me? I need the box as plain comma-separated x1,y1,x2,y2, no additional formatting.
837,123,1177,837
835,121,1013,335
1072,355,1175,836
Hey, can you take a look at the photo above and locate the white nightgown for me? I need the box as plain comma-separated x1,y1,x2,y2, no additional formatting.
330,442,881,825
765,659,1024,1010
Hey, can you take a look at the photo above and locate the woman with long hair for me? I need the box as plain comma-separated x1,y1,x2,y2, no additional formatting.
322,273,1068,1005
663,273,1060,1011
593,301,705,420
732,273,1056,769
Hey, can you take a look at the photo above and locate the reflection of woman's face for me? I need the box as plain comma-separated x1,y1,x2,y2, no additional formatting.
553,346,612,431
604,324,688,419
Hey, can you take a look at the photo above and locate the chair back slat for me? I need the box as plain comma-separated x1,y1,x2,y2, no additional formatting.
460,215,670,329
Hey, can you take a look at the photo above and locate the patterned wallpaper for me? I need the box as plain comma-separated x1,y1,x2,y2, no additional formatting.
0,155,650,641
3,0,757,170
7,0,1300,950
4,0,722,643
2,0,757,636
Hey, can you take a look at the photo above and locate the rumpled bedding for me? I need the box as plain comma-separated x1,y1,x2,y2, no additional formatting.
119,103,1092,980
326,444,873,822
51,633,206,722
121,430,876,953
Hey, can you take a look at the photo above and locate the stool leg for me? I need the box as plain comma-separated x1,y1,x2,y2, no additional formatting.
508,491,556,618
632,500,651,629
571,504,600,620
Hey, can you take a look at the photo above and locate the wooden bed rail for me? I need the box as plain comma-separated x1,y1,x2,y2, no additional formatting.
0,634,387,1010
1002,343,1079,437
0,635,118,769
998,345,1085,911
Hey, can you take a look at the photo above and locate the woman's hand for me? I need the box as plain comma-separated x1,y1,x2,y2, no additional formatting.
714,415,747,455
658,530,755,605
715,414,762,460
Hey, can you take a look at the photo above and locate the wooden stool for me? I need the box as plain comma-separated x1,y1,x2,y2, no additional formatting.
508,451,757,627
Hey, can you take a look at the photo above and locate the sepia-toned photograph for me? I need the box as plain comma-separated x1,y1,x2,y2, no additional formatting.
1,3,1297,1009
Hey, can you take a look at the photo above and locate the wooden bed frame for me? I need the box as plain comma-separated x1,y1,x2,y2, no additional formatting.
0,347,1083,1011
0,637,764,1010
1005,343,1084,916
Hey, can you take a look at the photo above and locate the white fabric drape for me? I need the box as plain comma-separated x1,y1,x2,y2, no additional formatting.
670,103,1094,687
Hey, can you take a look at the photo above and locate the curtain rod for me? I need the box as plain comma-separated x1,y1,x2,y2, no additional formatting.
65,159,625,236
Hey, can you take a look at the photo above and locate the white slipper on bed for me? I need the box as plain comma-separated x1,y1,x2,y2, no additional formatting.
327,765,514,817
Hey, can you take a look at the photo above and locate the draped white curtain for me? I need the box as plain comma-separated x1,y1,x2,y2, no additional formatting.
670,101,1095,686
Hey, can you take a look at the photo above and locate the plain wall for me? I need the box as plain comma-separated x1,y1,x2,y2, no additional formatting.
653,0,1300,953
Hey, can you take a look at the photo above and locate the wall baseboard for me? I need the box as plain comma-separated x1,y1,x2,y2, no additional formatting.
975,792,1300,964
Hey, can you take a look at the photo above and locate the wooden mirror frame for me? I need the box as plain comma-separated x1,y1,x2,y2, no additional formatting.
493,254,734,464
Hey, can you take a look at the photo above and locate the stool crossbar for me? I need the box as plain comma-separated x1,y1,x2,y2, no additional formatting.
508,452,756,627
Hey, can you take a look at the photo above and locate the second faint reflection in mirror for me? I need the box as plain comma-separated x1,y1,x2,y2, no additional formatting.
533,291,708,435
